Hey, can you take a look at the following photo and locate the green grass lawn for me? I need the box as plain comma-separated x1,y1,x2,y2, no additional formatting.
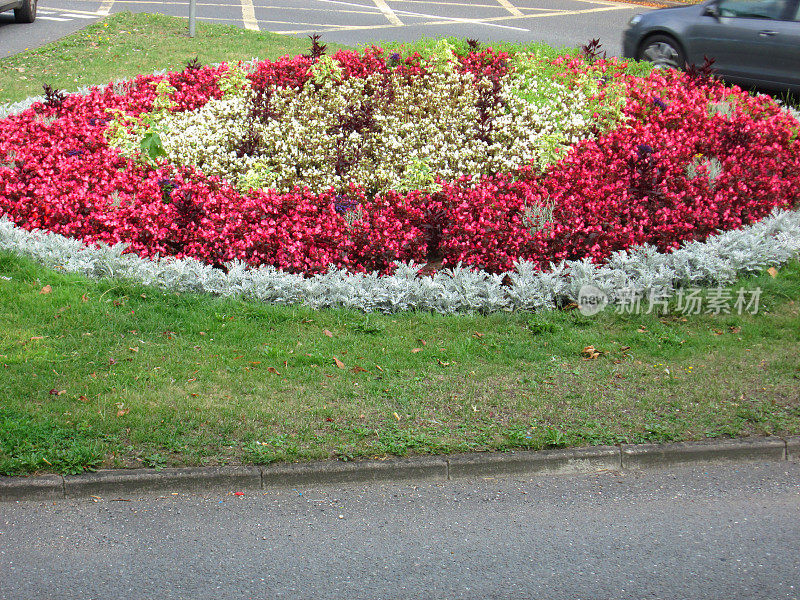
1,13,798,476
2,251,799,475
0,12,348,103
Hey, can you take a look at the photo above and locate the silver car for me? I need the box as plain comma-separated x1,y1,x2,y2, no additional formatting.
622,0,800,93
0,0,36,22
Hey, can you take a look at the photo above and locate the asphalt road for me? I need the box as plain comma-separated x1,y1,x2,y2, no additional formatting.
0,0,648,58
2,461,799,599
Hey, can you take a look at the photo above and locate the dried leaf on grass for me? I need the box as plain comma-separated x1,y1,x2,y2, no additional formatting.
581,346,601,360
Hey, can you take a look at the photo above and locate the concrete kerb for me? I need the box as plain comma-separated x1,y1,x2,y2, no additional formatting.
1,437,796,502
620,437,787,469
63,466,262,499
447,445,621,479
0,474,63,502
786,436,800,461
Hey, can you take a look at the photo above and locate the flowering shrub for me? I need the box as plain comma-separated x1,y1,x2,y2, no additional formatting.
0,41,798,276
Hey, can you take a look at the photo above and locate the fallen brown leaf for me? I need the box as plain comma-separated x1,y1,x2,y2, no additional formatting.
323,329,334,338
351,366,368,373
375,365,384,372
411,348,423,353
40,285,51,294
767,267,778,278
581,346,601,359
267,366,281,375
333,356,345,369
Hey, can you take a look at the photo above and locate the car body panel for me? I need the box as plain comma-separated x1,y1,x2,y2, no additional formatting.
622,0,800,93
0,0,23,11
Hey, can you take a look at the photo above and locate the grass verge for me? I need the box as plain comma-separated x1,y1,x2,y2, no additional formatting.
2,251,799,475
0,11,349,103
1,15,798,476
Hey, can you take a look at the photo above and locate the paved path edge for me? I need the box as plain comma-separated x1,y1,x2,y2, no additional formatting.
2,436,798,502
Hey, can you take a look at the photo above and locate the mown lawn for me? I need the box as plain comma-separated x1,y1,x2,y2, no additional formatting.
2,251,799,475
0,11,349,103
1,13,798,476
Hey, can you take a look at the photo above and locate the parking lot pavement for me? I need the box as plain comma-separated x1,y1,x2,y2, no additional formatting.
2,0,645,57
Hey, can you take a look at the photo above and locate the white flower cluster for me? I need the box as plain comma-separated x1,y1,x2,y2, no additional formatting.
2,208,797,314
144,55,624,195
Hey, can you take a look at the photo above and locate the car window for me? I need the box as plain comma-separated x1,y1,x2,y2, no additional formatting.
717,0,789,19
794,0,800,19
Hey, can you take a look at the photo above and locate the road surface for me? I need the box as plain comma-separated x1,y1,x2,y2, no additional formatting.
2,461,799,599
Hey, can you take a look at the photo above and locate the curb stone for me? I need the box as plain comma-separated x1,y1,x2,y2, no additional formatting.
620,437,786,469
63,466,262,499
447,445,620,479
261,456,448,488
0,437,794,502
0,474,63,502
786,436,800,461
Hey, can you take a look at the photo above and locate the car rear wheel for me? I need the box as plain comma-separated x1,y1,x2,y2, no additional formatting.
14,0,37,23
637,34,685,70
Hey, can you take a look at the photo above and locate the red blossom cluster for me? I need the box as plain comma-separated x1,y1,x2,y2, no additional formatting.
1,51,798,276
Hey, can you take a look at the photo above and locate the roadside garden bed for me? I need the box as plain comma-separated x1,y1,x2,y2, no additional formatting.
2,39,798,280
2,33,800,477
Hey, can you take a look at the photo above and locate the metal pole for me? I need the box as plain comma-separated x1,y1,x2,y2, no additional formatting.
189,0,196,37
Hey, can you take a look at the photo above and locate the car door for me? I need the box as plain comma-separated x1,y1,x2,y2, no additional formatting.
684,0,800,87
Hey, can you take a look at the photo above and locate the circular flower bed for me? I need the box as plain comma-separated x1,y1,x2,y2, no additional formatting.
1,40,798,276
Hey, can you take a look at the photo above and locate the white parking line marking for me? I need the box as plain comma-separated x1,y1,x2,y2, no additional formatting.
388,4,530,30
59,12,103,18
98,0,115,15
275,2,631,34
242,0,260,29
196,15,346,26
373,0,403,25
386,0,500,6
314,0,529,30
495,0,524,16
37,15,73,20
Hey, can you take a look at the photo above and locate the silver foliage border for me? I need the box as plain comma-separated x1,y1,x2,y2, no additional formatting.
2,210,799,313
2,82,799,313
